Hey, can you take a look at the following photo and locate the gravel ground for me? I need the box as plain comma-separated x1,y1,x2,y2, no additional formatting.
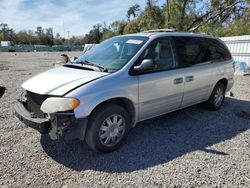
0,52,249,187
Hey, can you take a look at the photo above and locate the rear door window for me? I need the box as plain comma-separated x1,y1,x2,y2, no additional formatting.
173,37,232,67
173,37,203,67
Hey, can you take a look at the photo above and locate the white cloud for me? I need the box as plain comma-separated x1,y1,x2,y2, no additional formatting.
0,0,166,37
0,0,164,37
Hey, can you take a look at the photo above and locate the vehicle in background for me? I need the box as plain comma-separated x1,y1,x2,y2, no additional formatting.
15,31,234,153
1,41,13,47
54,44,98,67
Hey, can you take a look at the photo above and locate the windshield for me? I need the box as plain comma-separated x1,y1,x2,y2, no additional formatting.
75,36,149,72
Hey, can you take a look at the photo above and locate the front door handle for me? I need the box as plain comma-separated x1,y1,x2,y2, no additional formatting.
185,76,194,82
174,77,183,84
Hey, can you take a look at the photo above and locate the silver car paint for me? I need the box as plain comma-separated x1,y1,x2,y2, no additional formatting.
138,68,184,121
22,32,234,125
66,70,139,120
22,66,108,95
181,62,213,108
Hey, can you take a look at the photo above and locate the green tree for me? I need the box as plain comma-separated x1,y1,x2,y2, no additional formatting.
0,32,4,41
138,0,164,31
162,0,198,31
83,24,103,44
45,27,54,46
163,1,182,30
35,26,45,44
53,33,63,45
2,0,248,45
102,31,115,40
0,23,8,40
110,20,127,35
124,20,140,34
16,30,30,44
35,26,54,45
187,0,248,32
127,4,140,21
0,24,17,42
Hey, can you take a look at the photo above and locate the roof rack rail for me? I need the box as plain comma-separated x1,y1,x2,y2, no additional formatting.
142,29,176,33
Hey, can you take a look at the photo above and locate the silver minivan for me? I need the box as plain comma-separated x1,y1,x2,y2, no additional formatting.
15,31,234,152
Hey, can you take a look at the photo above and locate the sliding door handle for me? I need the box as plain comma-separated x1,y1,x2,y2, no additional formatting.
174,77,183,84
185,76,194,82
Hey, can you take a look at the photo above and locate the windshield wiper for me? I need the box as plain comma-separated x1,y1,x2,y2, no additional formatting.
76,60,107,72
63,64,95,71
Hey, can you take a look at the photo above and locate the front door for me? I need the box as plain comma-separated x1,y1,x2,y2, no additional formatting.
136,37,185,121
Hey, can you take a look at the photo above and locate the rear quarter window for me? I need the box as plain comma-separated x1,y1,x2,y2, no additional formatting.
205,39,232,62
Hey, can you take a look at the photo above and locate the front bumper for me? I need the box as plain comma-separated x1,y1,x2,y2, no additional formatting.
14,100,88,140
14,100,51,134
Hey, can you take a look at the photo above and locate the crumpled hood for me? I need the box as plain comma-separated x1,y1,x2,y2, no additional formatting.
22,66,109,95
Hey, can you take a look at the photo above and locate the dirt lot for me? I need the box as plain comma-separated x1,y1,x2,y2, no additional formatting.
0,52,249,187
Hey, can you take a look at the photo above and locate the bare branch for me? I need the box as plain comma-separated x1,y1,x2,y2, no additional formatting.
188,0,245,32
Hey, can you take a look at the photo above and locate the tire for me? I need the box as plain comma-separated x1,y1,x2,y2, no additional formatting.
85,104,131,153
204,82,226,111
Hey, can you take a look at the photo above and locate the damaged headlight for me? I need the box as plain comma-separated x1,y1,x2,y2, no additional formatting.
41,97,80,113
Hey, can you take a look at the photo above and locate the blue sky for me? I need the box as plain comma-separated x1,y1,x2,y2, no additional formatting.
0,0,165,37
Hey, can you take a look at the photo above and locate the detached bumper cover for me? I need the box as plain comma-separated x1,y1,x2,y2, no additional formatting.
14,101,50,134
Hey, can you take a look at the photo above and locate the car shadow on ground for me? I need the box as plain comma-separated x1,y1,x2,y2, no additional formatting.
41,97,250,173
0,86,6,98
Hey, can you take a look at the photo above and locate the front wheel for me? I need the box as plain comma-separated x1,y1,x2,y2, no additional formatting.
204,82,226,110
85,104,130,153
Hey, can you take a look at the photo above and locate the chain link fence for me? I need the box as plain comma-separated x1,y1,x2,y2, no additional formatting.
0,45,83,52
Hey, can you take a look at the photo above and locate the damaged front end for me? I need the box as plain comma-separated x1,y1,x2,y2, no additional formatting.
14,91,87,140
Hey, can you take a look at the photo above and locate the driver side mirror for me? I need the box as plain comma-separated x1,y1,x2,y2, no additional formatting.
133,59,156,73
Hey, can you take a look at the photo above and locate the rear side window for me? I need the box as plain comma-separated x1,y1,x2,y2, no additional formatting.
173,37,232,67
204,39,232,62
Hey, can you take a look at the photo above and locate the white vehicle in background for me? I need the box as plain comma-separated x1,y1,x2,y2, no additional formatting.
1,41,12,47
54,44,98,67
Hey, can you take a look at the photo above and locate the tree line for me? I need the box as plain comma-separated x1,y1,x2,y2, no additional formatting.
83,0,250,44
0,0,249,45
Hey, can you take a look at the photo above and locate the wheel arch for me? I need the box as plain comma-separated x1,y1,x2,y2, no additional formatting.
217,78,228,88
89,97,137,128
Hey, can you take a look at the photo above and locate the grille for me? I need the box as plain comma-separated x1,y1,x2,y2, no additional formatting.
26,91,50,118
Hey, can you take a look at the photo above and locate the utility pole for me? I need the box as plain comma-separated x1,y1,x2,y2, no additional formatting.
67,31,70,39
62,21,65,39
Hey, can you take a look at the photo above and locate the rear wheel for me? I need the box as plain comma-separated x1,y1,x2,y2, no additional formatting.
204,82,226,110
85,104,130,153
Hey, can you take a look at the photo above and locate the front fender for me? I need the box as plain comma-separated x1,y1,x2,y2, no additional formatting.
72,89,138,119
64,71,139,120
